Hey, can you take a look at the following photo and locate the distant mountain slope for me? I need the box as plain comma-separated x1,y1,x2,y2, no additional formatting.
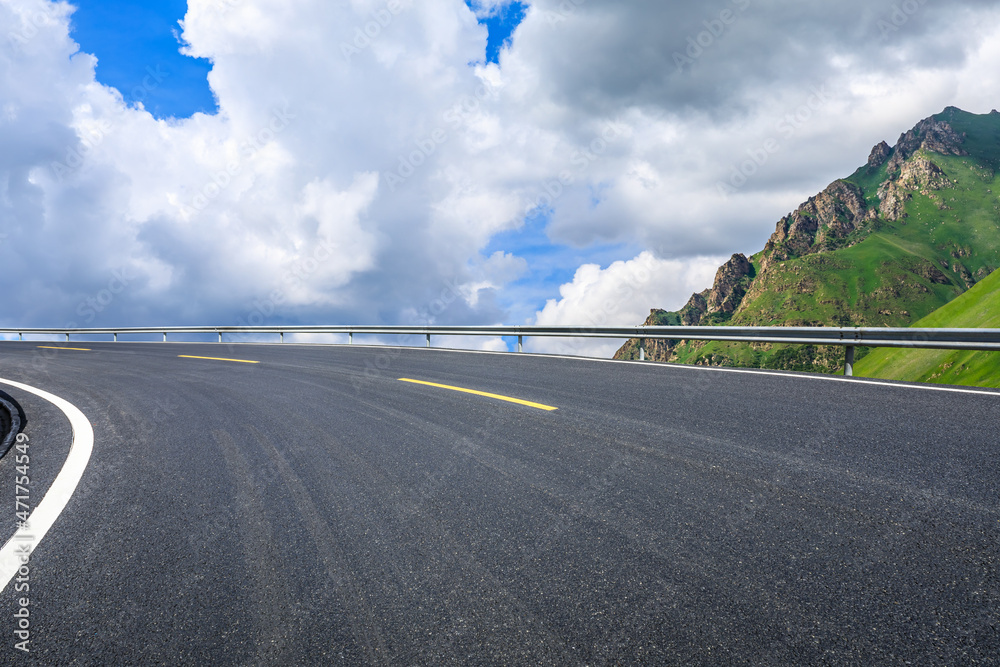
853,267,1000,387
616,106,1000,373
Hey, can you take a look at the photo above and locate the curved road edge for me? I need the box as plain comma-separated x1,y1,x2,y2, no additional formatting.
0,378,94,593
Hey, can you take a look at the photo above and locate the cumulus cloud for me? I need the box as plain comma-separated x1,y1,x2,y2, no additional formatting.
527,252,724,357
2,0,1000,353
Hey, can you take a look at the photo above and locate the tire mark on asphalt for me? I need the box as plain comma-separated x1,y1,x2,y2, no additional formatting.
252,427,391,666
263,395,579,663
213,430,293,665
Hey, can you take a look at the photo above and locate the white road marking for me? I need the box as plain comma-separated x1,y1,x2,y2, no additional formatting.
0,378,94,592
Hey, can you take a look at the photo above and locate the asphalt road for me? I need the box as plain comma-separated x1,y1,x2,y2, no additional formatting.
0,341,997,665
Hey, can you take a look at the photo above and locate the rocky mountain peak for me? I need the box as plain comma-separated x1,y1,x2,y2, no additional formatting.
886,116,967,174
867,141,892,171
706,254,753,315
763,180,869,263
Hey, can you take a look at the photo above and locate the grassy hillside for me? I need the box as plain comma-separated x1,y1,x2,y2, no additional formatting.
854,267,1000,387
619,107,1000,374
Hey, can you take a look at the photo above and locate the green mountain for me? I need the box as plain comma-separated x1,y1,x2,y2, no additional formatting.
853,268,1000,386
616,106,1000,373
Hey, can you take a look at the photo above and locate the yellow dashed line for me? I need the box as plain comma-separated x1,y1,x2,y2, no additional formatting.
178,355,260,364
398,378,558,411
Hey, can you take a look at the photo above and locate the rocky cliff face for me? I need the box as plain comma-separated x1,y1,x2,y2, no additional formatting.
867,141,892,171
614,107,980,364
878,154,955,221
762,180,870,266
885,113,967,175
680,291,708,325
706,254,753,315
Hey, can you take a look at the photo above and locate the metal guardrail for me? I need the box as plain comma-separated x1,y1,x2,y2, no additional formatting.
3,325,1000,376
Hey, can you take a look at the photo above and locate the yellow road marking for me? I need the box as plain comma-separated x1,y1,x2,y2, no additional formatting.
38,346,92,352
398,378,558,411
178,355,260,364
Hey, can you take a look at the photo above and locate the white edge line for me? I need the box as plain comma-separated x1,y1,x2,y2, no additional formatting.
337,344,1000,398
0,378,94,592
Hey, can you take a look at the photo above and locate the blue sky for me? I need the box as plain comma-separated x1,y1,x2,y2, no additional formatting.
485,210,641,321
69,0,217,118
6,0,998,354
70,1,528,119
472,1,528,64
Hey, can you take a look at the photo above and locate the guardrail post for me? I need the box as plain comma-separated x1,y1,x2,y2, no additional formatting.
426,333,431,348
517,335,523,353
162,332,167,343
280,332,284,344
639,339,646,361
218,332,222,343
18,333,22,341
66,333,70,343
844,345,855,377
114,333,118,342
349,332,353,345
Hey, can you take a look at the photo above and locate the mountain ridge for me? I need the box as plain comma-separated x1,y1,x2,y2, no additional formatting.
616,106,1000,373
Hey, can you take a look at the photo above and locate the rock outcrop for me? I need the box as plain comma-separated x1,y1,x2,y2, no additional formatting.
877,154,953,221
867,141,892,172
680,291,708,325
764,180,869,262
886,116,966,174
914,261,950,285
877,180,910,221
706,254,753,315
897,157,950,191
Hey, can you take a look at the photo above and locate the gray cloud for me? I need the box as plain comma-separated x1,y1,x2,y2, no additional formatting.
517,0,995,116
1,0,1000,346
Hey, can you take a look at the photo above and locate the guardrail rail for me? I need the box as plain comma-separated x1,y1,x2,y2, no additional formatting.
4,325,1000,376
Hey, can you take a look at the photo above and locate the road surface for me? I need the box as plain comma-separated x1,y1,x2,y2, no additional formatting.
0,341,997,664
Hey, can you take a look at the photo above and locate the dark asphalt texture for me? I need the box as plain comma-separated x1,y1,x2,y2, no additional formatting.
0,341,997,665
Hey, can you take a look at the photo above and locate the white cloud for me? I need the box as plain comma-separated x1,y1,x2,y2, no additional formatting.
2,0,1000,357
527,252,724,358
